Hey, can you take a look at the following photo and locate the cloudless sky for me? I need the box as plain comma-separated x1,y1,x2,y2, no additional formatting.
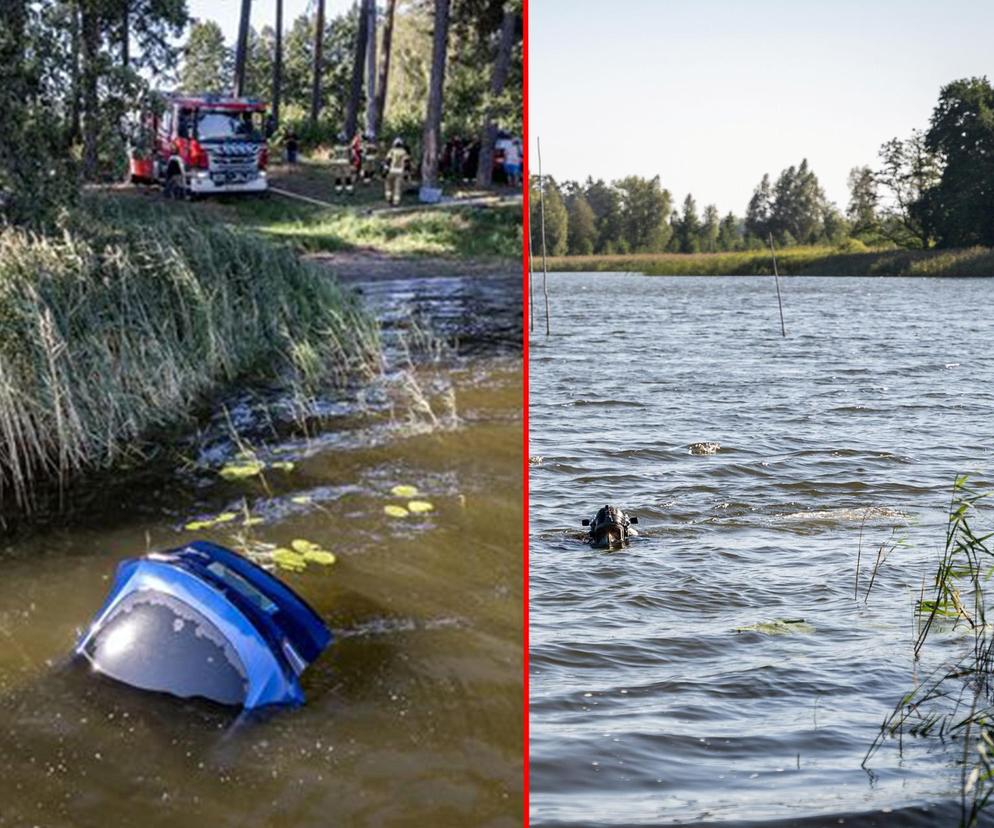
185,0,354,43
529,0,994,215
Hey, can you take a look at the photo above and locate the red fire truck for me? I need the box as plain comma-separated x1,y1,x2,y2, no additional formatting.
129,93,270,198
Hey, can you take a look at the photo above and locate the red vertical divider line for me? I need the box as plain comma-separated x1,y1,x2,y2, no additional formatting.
521,0,530,823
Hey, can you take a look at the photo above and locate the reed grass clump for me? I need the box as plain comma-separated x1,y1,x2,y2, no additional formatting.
0,194,380,510
546,245,994,277
864,477,994,826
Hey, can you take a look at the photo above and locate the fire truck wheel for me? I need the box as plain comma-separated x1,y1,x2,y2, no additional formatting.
164,171,185,200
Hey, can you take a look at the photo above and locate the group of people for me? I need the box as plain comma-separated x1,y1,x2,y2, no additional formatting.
441,132,522,186
280,126,519,206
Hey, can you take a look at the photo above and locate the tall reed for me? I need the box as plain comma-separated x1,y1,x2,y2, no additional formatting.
0,194,381,510
864,477,994,826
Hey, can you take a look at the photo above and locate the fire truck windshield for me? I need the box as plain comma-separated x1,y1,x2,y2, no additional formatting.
194,109,264,143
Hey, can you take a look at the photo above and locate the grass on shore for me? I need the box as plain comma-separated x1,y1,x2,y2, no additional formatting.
217,195,522,260
0,193,380,511
545,245,994,277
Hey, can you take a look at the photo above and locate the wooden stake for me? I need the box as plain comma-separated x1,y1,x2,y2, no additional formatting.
768,232,786,338
538,136,550,336
528,224,535,333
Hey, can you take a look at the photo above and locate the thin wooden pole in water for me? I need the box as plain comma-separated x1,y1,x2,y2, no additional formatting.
768,232,786,338
537,136,550,336
528,229,535,333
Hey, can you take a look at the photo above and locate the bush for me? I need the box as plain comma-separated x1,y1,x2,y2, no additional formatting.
0,193,380,510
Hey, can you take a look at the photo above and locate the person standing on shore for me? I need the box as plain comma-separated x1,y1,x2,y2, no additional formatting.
384,137,409,206
504,137,522,187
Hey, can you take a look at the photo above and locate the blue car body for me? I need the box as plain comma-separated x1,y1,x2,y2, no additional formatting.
75,541,332,708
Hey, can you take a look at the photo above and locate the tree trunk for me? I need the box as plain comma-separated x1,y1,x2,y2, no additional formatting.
80,2,101,179
373,0,396,137
121,0,130,68
310,0,325,126
69,1,82,143
233,0,252,96
476,7,516,186
344,0,370,138
364,0,377,136
272,0,283,124
420,0,450,188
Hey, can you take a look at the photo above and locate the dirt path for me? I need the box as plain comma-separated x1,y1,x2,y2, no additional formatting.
306,249,517,282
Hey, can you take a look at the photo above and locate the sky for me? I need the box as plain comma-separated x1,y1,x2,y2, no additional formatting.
185,0,354,42
529,0,994,215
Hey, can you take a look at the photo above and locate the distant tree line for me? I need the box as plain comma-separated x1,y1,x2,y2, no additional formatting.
533,76,994,256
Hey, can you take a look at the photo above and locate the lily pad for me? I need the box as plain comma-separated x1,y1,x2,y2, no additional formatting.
184,519,213,531
219,461,265,481
734,618,814,635
384,505,409,518
408,500,434,514
272,548,307,572
291,538,321,554
391,485,419,498
302,549,336,565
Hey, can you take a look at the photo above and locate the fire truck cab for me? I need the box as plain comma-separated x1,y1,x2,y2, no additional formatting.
130,93,270,198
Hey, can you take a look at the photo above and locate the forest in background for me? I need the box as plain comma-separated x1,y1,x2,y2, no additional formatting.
0,0,522,228
531,77,994,258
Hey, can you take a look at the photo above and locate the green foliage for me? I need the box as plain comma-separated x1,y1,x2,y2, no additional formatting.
180,20,231,93
616,176,673,252
0,192,379,509
674,193,701,253
566,192,596,255
544,244,994,277
0,2,81,226
530,175,568,257
220,190,521,259
864,478,994,827
875,130,939,249
846,166,878,237
925,76,994,248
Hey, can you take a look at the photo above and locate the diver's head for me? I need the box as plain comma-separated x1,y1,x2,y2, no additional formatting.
583,504,637,549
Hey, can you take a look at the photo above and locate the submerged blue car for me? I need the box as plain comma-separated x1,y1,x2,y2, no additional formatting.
75,541,332,709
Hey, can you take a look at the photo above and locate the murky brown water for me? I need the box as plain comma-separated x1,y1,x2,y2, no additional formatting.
0,274,523,827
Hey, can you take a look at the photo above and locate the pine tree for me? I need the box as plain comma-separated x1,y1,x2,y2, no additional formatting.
566,193,596,255
181,21,232,94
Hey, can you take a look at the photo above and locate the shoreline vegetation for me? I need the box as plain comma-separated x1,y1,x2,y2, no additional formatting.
541,245,994,278
0,193,380,513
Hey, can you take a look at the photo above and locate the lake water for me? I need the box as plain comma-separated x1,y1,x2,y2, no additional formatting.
0,273,523,827
529,273,994,826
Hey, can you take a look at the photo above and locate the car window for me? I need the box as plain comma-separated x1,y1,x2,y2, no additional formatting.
84,590,248,706
206,561,278,615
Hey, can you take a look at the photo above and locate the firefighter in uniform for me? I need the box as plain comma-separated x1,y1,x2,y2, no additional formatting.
384,137,409,206
330,133,354,194
361,134,379,184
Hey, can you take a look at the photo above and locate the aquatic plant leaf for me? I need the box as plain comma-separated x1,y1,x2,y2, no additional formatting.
302,549,336,565
242,517,264,527
291,538,321,554
215,512,237,523
219,461,265,481
734,618,814,635
291,495,313,505
184,520,213,531
391,485,419,498
271,461,295,472
408,500,434,513
384,505,409,518
272,548,307,571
